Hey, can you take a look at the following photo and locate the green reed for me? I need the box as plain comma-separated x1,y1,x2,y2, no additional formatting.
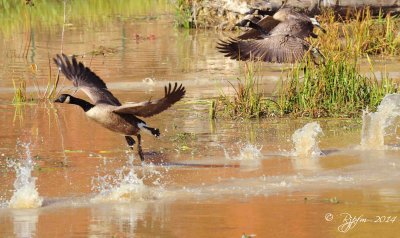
12,78,28,104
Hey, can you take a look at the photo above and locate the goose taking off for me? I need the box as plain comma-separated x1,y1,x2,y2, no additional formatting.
54,54,185,161
217,7,325,63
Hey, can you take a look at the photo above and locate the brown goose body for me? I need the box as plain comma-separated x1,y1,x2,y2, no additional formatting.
85,104,141,136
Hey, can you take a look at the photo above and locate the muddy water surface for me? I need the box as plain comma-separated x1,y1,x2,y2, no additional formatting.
1,6,400,238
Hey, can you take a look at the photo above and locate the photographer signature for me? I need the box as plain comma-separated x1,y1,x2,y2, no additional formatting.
325,212,397,233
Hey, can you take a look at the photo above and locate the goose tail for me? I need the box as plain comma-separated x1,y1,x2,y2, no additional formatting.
138,123,160,137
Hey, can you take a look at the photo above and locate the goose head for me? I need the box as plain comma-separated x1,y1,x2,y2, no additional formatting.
54,94,72,104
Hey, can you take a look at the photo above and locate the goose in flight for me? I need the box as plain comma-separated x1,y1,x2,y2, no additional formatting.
217,7,325,63
54,54,185,161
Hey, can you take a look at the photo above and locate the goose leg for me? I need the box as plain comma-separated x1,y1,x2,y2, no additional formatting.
137,134,144,161
125,136,135,150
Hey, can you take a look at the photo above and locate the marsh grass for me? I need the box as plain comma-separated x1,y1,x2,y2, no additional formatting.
315,8,400,57
175,0,192,28
171,132,197,152
277,57,398,118
12,78,28,104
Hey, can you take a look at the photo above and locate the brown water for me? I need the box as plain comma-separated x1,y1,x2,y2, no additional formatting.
1,7,400,238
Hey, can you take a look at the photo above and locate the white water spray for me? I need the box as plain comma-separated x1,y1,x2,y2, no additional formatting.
360,94,400,150
91,155,158,203
223,143,262,169
292,122,323,158
238,143,262,160
8,144,43,209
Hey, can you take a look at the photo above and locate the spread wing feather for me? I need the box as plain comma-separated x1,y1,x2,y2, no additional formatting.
217,35,310,63
53,54,121,106
112,82,185,117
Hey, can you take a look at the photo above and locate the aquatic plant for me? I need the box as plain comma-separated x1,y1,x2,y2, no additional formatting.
277,56,398,118
171,132,197,152
174,0,193,28
12,79,28,104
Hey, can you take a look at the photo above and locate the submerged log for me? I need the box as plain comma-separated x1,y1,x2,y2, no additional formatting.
187,0,400,29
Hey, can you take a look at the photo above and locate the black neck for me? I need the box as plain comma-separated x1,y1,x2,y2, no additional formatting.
247,21,269,35
69,97,94,112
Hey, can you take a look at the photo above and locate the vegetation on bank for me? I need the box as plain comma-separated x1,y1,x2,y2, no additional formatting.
216,8,399,119
0,0,171,36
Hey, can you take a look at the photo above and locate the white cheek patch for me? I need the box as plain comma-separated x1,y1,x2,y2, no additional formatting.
310,17,320,26
65,96,71,104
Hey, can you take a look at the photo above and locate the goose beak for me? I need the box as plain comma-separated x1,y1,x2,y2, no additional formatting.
310,18,327,33
54,98,61,103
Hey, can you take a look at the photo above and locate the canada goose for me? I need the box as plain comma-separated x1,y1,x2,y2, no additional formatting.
217,7,325,63
53,54,185,161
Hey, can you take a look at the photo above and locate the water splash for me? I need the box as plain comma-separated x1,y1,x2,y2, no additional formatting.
223,143,262,170
360,94,400,150
292,122,323,158
8,143,43,209
91,155,159,203
238,143,262,160
223,143,262,160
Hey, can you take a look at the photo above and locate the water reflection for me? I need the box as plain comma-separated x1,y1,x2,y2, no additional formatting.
11,209,39,238
89,203,148,237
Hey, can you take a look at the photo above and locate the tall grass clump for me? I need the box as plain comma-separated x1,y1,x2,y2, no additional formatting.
315,8,400,57
277,57,398,117
218,62,275,119
175,0,192,28
12,79,28,104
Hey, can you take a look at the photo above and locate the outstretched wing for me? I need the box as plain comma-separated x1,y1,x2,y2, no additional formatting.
54,54,121,106
217,35,310,63
112,82,185,117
